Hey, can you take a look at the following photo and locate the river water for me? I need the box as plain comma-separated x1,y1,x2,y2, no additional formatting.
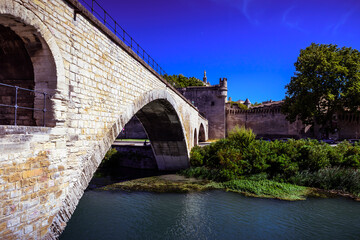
60,189,360,240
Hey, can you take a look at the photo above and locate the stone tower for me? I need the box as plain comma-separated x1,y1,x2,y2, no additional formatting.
177,76,228,139
203,70,207,84
244,98,251,108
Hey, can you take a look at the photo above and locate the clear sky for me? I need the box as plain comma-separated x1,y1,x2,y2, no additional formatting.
91,0,360,103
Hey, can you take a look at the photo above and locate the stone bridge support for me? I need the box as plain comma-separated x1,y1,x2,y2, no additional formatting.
0,0,208,239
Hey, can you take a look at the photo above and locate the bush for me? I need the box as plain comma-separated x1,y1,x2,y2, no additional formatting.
187,127,360,195
227,126,256,149
190,145,205,166
298,144,331,171
242,140,270,174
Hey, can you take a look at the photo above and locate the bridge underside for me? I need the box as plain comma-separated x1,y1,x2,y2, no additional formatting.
135,99,189,170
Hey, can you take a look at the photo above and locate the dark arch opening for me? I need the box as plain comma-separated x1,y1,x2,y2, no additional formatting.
115,115,158,170
194,128,198,146
0,15,57,127
135,99,189,170
0,24,35,125
199,123,206,142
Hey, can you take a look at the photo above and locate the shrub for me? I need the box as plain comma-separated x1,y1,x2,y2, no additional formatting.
190,145,205,166
217,147,249,176
267,154,299,179
298,144,331,171
242,140,270,174
227,126,256,149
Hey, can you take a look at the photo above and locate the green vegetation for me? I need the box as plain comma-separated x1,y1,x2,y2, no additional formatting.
99,148,120,168
222,179,310,200
181,168,312,200
291,168,360,196
162,74,205,88
185,126,360,199
229,101,248,110
282,43,360,137
100,172,311,200
100,127,360,200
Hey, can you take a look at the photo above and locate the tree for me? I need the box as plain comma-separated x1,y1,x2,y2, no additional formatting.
162,74,205,88
282,43,360,137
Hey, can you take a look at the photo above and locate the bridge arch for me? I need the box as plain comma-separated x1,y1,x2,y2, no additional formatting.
119,89,190,170
0,1,66,126
199,123,206,142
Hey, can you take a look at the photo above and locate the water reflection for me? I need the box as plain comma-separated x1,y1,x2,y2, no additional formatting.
60,190,360,240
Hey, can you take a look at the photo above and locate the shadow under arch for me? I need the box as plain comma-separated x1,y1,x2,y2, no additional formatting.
199,123,206,142
126,90,190,170
0,2,67,127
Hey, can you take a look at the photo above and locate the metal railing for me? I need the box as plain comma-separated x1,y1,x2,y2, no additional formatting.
0,82,50,127
78,0,167,76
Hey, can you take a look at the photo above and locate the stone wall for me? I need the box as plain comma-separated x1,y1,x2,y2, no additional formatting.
0,0,208,239
226,102,360,140
226,102,304,139
334,112,360,140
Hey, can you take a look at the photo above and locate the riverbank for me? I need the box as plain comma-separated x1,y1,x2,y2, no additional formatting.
98,174,354,201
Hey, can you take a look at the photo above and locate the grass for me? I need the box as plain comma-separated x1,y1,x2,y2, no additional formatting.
99,175,222,193
222,179,311,201
290,167,360,198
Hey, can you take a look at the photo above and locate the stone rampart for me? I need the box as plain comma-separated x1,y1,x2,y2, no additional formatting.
226,102,304,138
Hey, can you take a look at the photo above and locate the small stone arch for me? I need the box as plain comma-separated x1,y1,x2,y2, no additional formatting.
194,128,198,146
0,1,66,127
199,123,206,142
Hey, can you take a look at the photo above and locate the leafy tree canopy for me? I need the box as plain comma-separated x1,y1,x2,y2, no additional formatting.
162,74,205,88
282,43,360,135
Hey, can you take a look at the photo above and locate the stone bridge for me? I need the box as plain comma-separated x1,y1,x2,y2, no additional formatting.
0,0,208,238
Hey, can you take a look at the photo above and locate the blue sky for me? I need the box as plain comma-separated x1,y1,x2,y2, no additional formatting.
93,0,360,103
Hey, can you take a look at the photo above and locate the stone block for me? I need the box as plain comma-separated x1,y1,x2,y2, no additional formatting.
22,169,43,179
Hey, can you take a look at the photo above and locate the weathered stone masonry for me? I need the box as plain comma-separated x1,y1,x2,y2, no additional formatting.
0,0,208,239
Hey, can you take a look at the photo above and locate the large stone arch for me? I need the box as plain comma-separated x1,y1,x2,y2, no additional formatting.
0,1,67,126
49,89,190,238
